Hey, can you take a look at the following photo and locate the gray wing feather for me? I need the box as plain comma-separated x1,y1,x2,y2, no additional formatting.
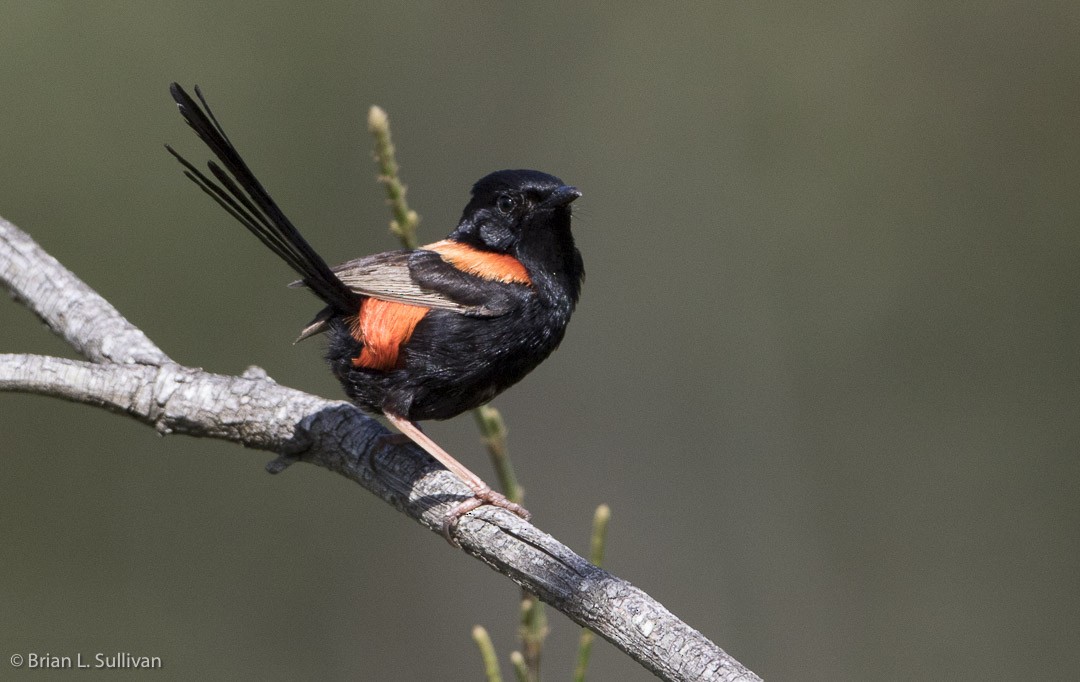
333,251,473,312
290,249,496,315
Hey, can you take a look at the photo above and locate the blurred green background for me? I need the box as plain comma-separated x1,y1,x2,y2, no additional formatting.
2,3,1078,680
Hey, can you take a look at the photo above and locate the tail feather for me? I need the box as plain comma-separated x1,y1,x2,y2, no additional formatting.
166,83,359,315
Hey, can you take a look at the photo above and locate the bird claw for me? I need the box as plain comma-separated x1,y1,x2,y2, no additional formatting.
441,488,531,546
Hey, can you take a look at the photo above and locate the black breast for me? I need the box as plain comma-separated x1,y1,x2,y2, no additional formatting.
325,300,571,422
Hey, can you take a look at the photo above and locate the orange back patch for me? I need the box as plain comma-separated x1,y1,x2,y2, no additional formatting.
351,298,430,370
424,240,532,285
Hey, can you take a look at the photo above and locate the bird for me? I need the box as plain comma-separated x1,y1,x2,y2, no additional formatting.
165,83,583,541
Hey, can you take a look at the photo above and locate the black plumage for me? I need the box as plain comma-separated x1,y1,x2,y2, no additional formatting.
166,84,583,539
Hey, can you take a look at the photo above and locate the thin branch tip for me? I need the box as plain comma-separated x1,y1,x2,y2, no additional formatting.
367,105,388,132
266,454,300,474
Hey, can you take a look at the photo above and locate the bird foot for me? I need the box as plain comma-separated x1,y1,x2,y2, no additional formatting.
441,487,531,546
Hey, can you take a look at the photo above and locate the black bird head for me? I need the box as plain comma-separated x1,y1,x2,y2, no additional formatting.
451,169,584,303
453,170,579,253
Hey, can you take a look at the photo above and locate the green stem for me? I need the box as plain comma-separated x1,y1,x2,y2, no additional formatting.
588,504,612,566
472,626,503,682
473,403,544,679
473,404,524,504
367,105,419,249
519,595,548,682
510,652,529,682
573,504,612,682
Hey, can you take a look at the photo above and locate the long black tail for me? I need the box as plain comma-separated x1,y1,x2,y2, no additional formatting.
165,83,359,314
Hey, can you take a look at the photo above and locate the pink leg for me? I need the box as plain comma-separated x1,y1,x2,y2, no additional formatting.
385,413,531,541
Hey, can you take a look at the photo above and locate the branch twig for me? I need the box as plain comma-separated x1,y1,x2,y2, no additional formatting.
0,216,760,682
574,503,612,681
367,106,419,248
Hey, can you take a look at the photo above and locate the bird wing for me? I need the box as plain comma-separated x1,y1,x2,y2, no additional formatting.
290,246,526,342
291,248,516,314
329,250,483,313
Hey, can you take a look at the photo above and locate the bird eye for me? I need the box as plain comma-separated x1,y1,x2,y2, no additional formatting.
496,194,516,215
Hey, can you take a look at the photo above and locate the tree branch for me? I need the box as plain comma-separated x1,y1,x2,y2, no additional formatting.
0,219,169,365
0,216,760,682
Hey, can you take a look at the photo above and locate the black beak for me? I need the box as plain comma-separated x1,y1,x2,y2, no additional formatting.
544,185,582,208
